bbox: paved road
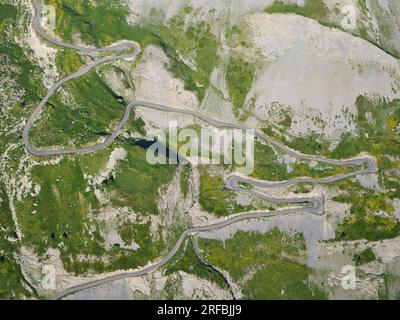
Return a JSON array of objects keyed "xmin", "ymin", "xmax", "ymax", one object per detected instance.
[
  {"xmin": 50, "ymin": 208, "xmax": 303, "ymax": 300},
  {"xmin": 24, "ymin": 1, "xmax": 141, "ymax": 156},
  {"xmin": 25, "ymin": 0, "xmax": 378, "ymax": 300}
]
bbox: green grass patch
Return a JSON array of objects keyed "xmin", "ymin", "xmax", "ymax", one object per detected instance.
[
  {"xmin": 103, "ymin": 142, "xmax": 177, "ymax": 215},
  {"xmin": 198, "ymin": 166, "xmax": 252, "ymax": 216},
  {"xmin": 336, "ymin": 215, "xmax": 400, "ymax": 241},
  {"xmin": 252, "ymin": 141, "xmax": 357, "ymax": 182},
  {"xmin": 333, "ymin": 179, "xmax": 400, "ymax": 241},
  {"xmin": 0, "ymin": 186, "xmax": 33, "ymax": 299},
  {"xmin": 0, "ymin": 2, "xmax": 17, "ymax": 17},
  {"xmin": 0, "ymin": 9, "xmax": 44, "ymax": 105},
  {"xmin": 30, "ymin": 69, "xmax": 126, "ymax": 148},
  {"xmin": 55, "ymin": 49, "xmax": 83, "ymax": 75},
  {"xmin": 260, "ymin": 95, "xmax": 400, "ymax": 241},
  {"xmin": 265, "ymin": 0, "xmax": 330, "ymax": 24},
  {"xmin": 15, "ymin": 145, "xmax": 176, "ymax": 275},
  {"xmin": 45, "ymin": 0, "xmax": 157, "ymax": 47},
  {"xmin": 45, "ymin": 1, "xmax": 220, "ymax": 102},
  {"xmin": 180, "ymin": 165, "xmax": 191, "ymax": 198},
  {"xmin": 200, "ymin": 228, "xmax": 305, "ymax": 280},
  {"xmin": 380, "ymin": 273, "xmax": 400, "ymax": 300},
  {"xmin": 149, "ymin": 8, "xmax": 220, "ymax": 102},
  {"xmin": 66, "ymin": 221, "xmax": 164, "ymax": 274},
  {"xmin": 117, "ymin": 220, "xmax": 162, "ymax": 256},
  {"xmin": 165, "ymin": 239, "xmax": 228, "ymax": 289},
  {"xmin": 226, "ymin": 57, "xmax": 256, "ymax": 116},
  {"xmin": 0, "ymin": 5, "xmax": 45, "ymax": 298},
  {"xmin": 353, "ymin": 248, "xmax": 376, "ymax": 266},
  {"xmin": 332, "ymin": 96, "xmax": 400, "ymax": 159}
]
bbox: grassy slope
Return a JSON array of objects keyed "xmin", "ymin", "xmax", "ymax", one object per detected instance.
[
  {"xmin": 104, "ymin": 143, "xmax": 177, "ymax": 215},
  {"xmin": 266, "ymin": 0, "xmax": 330, "ymax": 24},
  {"xmin": 165, "ymin": 238, "xmax": 228, "ymax": 290},
  {"xmin": 44, "ymin": 1, "xmax": 220, "ymax": 103},
  {"xmin": 0, "ymin": 2, "xmax": 44, "ymax": 299},
  {"xmin": 0, "ymin": 186, "xmax": 33, "ymax": 299},
  {"xmin": 331, "ymin": 97, "xmax": 400, "ymax": 241},
  {"xmin": 5, "ymin": 0, "xmax": 398, "ymax": 298},
  {"xmin": 0, "ymin": 0, "xmax": 180, "ymax": 282},
  {"xmin": 226, "ymin": 57, "xmax": 256, "ymax": 116},
  {"xmin": 199, "ymin": 229, "xmax": 327, "ymax": 299},
  {"xmin": 198, "ymin": 166, "xmax": 255, "ymax": 217}
]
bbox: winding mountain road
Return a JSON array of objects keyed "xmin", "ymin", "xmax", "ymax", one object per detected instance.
[{"xmin": 24, "ymin": 0, "xmax": 378, "ymax": 300}]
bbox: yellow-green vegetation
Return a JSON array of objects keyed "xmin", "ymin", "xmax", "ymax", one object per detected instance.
[
  {"xmin": 331, "ymin": 96, "xmax": 400, "ymax": 241},
  {"xmin": 0, "ymin": 4, "xmax": 44, "ymax": 105},
  {"xmin": 15, "ymin": 141, "xmax": 176, "ymax": 274},
  {"xmin": 333, "ymin": 96, "xmax": 400, "ymax": 159},
  {"xmin": 277, "ymin": 108, "xmax": 294, "ymax": 129},
  {"xmin": 76, "ymin": 147, "xmax": 113, "ymax": 177},
  {"xmin": 45, "ymin": 1, "xmax": 220, "ymax": 102},
  {"xmin": 34, "ymin": 2, "xmax": 220, "ymax": 149},
  {"xmin": 0, "ymin": 186, "xmax": 34, "ymax": 299},
  {"xmin": 252, "ymin": 141, "xmax": 288, "ymax": 180},
  {"xmin": 265, "ymin": 0, "xmax": 400, "ymax": 59},
  {"xmin": 286, "ymin": 132, "xmax": 331, "ymax": 156},
  {"xmin": 0, "ymin": 2, "xmax": 17, "ymax": 42},
  {"xmin": 55, "ymin": 49, "xmax": 83, "ymax": 75},
  {"xmin": 30, "ymin": 69, "xmax": 127, "ymax": 148},
  {"xmin": 199, "ymin": 229, "xmax": 327, "ymax": 299},
  {"xmin": 353, "ymin": 248, "xmax": 376, "ymax": 266},
  {"xmin": 274, "ymin": 95, "xmax": 400, "ymax": 165},
  {"xmin": 226, "ymin": 56, "xmax": 256, "ymax": 116},
  {"xmin": 199, "ymin": 166, "xmax": 252, "ymax": 216},
  {"xmin": 199, "ymin": 140, "xmax": 357, "ymax": 217},
  {"xmin": 117, "ymin": 221, "xmax": 163, "ymax": 264},
  {"xmin": 44, "ymin": 0, "xmax": 157, "ymax": 47},
  {"xmin": 292, "ymin": 183, "xmax": 314, "ymax": 194},
  {"xmin": 243, "ymin": 260, "xmax": 324, "ymax": 300},
  {"xmin": 0, "ymin": 3, "xmax": 17, "ymax": 23},
  {"xmin": 179, "ymin": 165, "xmax": 191, "ymax": 198},
  {"xmin": 334, "ymin": 185, "xmax": 395, "ymax": 216},
  {"xmin": 337, "ymin": 215, "xmax": 400, "ymax": 241},
  {"xmin": 380, "ymin": 273, "xmax": 400, "ymax": 300},
  {"xmin": 252, "ymin": 141, "xmax": 357, "ymax": 182},
  {"xmin": 334, "ymin": 179, "xmax": 400, "ymax": 241},
  {"xmin": 16, "ymin": 157, "xmax": 103, "ymax": 256},
  {"xmin": 29, "ymin": 3, "xmax": 146, "ymax": 151},
  {"xmin": 165, "ymin": 239, "xmax": 228, "ymax": 289},
  {"xmin": 103, "ymin": 142, "xmax": 177, "ymax": 215},
  {"xmin": 0, "ymin": 3, "xmax": 46, "ymax": 298},
  {"xmin": 262, "ymin": 95, "xmax": 400, "ymax": 241},
  {"xmin": 118, "ymin": 221, "xmax": 151, "ymax": 247},
  {"xmin": 265, "ymin": 0, "xmax": 330, "ymax": 24}
]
